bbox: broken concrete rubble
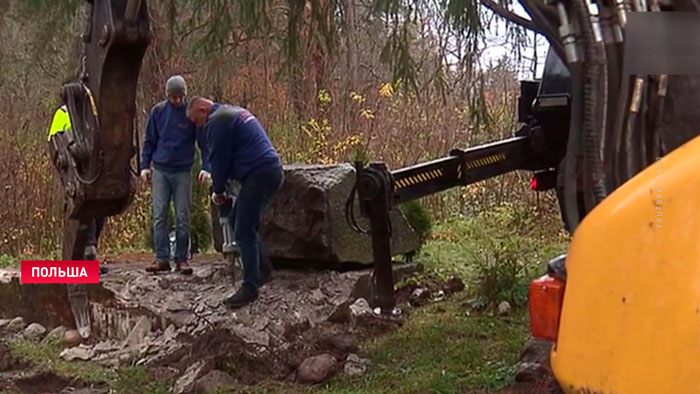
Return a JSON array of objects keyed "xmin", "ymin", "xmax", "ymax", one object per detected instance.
[
  {"xmin": 260, "ymin": 164, "xmax": 420, "ymax": 266},
  {"xmin": 343, "ymin": 353, "xmax": 370, "ymax": 376},
  {"xmin": 0, "ymin": 256, "xmax": 440, "ymax": 390},
  {"xmin": 173, "ymin": 359, "xmax": 212, "ymax": 394},
  {"xmin": 60, "ymin": 344, "xmax": 94, "ymax": 361}
]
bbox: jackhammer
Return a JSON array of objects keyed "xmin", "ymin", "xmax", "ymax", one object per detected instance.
[{"xmin": 211, "ymin": 181, "xmax": 242, "ymax": 278}]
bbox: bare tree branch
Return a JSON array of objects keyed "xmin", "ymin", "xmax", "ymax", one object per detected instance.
[{"xmin": 479, "ymin": 0, "xmax": 543, "ymax": 35}]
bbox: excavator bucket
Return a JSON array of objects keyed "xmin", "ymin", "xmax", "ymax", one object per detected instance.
[{"xmin": 48, "ymin": 0, "xmax": 150, "ymax": 338}]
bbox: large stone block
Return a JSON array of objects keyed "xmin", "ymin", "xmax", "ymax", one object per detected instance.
[{"xmin": 260, "ymin": 164, "xmax": 420, "ymax": 266}]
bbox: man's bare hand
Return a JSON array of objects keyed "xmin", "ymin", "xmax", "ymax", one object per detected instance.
[
  {"xmin": 198, "ymin": 170, "xmax": 211, "ymax": 185},
  {"xmin": 140, "ymin": 169, "xmax": 152, "ymax": 185},
  {"xmin": 211, "ymin": 192, "xmax": 227, "ymax": 205}
]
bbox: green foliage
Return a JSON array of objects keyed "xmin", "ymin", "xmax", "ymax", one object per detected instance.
[
  {"xmin": 319, "ymin": 297, "xmax": 529, "ymax": 393},
  {"xmin": 469, "ymin": 236, "xmax": 534, "ymax": 309},
  {"xmin": 400, "ymin": 200, "xmax": 432, "ymax": 243},
  {"xmin": 8, "ymin": 337, "xmax": 116, "ymax": 384},
  {"xmin": 190, "ymin": 148, "xmax": 212, "ymax": 254},
  {"xmin": 348, "ymin": 145, "xmax": 369, "ymax": 167},
  {"xmin": 0, "ymin": 254, "xmax": 14, "ymax": 268},
  {"xmin": 8, "ymin": 337, "xmax": 168, "ymax": 394},
  {"xmin": 112, "ymin": 367, "xmax": 170, "ymax": 394},
  {"xmin": 419, "ymin": 202, "xmax": 569, "ymax": 310}
]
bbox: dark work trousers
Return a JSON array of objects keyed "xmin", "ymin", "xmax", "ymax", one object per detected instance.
[
  {"xmin": 230, "ymin": 165, "xmax": 284, "ymax": 293},
  {"xmin": 86, "ymin": 216, "xmax": 105, "ymax": 247}
]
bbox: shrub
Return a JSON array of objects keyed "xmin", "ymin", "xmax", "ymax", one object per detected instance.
[
  {"xmin": 189, "ymin": 149, "xmax": 212, "ymax": 254},
  {"xmin": 400, "ymin": 199, "xmax": 432, "ymax": 243}
]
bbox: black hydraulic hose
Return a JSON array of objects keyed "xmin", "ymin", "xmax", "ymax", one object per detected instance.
[
  {"xmin": 611, "ymin": 77, "xmax": 632, "ymax": 188},
  {"xmin": 573, "ymin": 0, "xmax": 608, "ymax": 205},
  {"xmin": 560, "ymin": 59, "xmax": 585, "ymax": 232},
  {"xmin": 600, "ymin": 4, "xmax": 621, "ymax": 192},
  {"xmin": 610, "ymin": 0, "xmax": 632, "ymax": 188},
  {"xmin": 345, "ymin": 184, "xmax": 369, "ymax": 234},
  {"xmin": 64, "ymin": 83, "xmax": 102, "ymax": 185}
]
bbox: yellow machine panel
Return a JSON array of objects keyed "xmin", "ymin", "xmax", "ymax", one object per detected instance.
[{"xmin": 551, "ymin": 135, "xmax": 700, "ymax": 394}]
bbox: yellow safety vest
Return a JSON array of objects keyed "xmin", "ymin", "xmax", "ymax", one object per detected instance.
[{"xmin": 48, "ymin": 105, "xmax": 71, "ymax": 141}]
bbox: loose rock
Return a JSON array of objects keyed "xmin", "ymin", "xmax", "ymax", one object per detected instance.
[
  {"xmin": 195, "ymin": 369, "xmax": 236, "ymax": 393},
  {"xmin": 443, "ymin": 276, "xmax": 465, "ymax": 294},
  {"xmin": 344, "ymin": 353, "xmax": 370, "ymax": 376},
  {"xmin": 432, "ymin": 290, "xmax": 446, "ymax": 302},
  {"xmin": 23, "ymin": 323, "xmax": 47, "ymax": 340},
  {"xmin": 260, "ymin": 164, "xmax": 420, "ymax": 266},
  {"xmin": 5, "ymin": 317, "xmax": 25, "ymax": 333},
  {"xmin": 497, "ymin": 301, "xmax": 512, "ymax": 316},
  {"xmin": 60, "ymin": 344, "xmax": 94, "ymax": 361},
  {"xmin": 518, "ymin": 338, "xmax": 553, "ymax": 365},
  {"xmin": 64, "ymin": 330, "xmax": 82, "ymax": 347},
  {"xmin": 123, "ymin": 316, "xmax": 152, "ymax": 350},
  {"xmin": 409, "ymin": 287, "xmax": 431, "ymax": 307},
  {"xmin": 349, "ymin": 298, "xmax": 375, "ymax": 328},
  {"xmin": 173, "ymin": 360, "xmax": 212, "ymax": 394},
  {"xmin": 0, "ymin": 319, "xmax": 10, "ymax": 330},
  {"xmin": 297, "ymin": 354, "xmax": 338, "ymax": 384},
  {"xmin": 349, "ymin": 298, "xmax": 372, "ymax": 318},
  {"xmin": 326, "ymin": 333, "xmax": 359, "ymax": 353},
  {"xmin": 42, "ymin": 326, "xmax": 68, "ymax": 344},
  {"xmin": 515, "ymin": 361, "xmax": 548, "ymax": 382}
]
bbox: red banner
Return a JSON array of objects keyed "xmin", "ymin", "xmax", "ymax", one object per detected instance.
[{"xmin": 20, "ymin": 260, "xmax": 100, "ymax": 284}]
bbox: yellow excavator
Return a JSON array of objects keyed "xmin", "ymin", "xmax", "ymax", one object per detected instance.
[{"xmin": 51, "ymin": 1, "xmax": 700, "ymax": 393}]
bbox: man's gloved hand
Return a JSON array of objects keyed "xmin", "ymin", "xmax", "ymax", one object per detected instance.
[
  {"xmin": 140, "ymin": 169, "xmax": 152, "ymax": 185},
  {"xmin": 198, "ymin": 170, "xmax": 211, "ymax": 185},
  {"xmin": 211, "ymin": 192, "xmax": 227, "ymax": 205}
]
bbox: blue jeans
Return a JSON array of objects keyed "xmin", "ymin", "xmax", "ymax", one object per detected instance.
[
  {"xmin": 230, "ymin": 165, "xmax": 284, "ymax": 292},
  {"xmin": 152, "ymin": 169, "xmax": 191, "ymax": 263}
]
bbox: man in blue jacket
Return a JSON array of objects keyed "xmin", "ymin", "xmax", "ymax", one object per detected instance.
[
  {"xmin": 140, "ymin": 76, "xmax": 211, "ymax": 275},
  {"xmin": 187, "ymin": 97, "xmax": 283, "ymax": 309}
]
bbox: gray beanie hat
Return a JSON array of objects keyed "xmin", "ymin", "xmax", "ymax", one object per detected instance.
[{"xmin": 166, "ymin": 75, "xmax": 187, "ymax": 96}]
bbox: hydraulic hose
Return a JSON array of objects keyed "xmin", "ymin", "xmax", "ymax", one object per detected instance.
[
  {"xmin": 623, "ymin": 77, "xmax": 645, "ymax": 179},
  {"xmin": 573, "ymin": 0, "xmax": 609, "ymax": 205},
  {"xmin": 560, "ymin": 59, "xmax": 585, "ymax": 231},
  {"xmin": 600, "ymin": 3, "xmax": 621, "ymax": 192}
]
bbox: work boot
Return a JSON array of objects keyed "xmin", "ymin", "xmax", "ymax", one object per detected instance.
[
  {"xmin": 145, "ymin": 260, "xmax": 170, "ymax": 273},
  {"xmin": 176, "ymin": 261, "xmax": 193, "ymax": 275},
  {"xmin": 223, "ymin": 286, "xmax": 258, "ymax": 309}
]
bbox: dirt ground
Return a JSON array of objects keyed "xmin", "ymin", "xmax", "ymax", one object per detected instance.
[{"xmin": 0, "ymin": 253, "xmax": 559, "ymax": 394}]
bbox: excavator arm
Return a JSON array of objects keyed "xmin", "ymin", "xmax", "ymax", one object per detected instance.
[
  {"xmin": 348, "ymin": 66, "xmax": 572, "ymax": 314},
  {"xmin": 49, "ymin": 0, "xmax": 150, "ymax": 338}
]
